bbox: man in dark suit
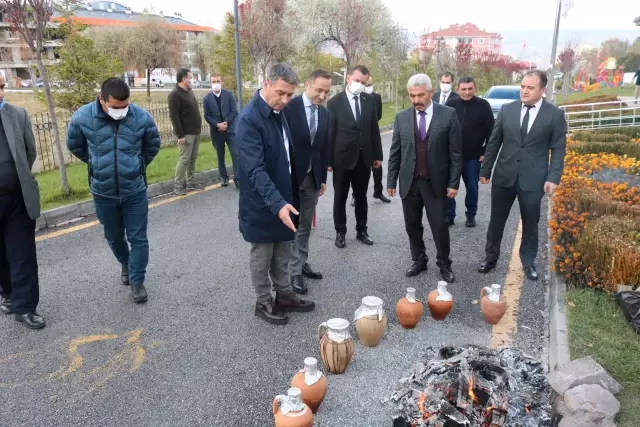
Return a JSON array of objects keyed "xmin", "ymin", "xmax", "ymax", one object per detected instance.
[
  {"xmin": 282, "ymin": 70, "xmax": 331, "ymax": 294},
  {"xmin": 236, "ymin": 63, "xmax": 314, "ymax": 325},
  {"xmin": 203, "ymin": 73, "xmax": 239, "ymax": 188},
  {"xmin": 433, "ymin": 71, "xmax": 459, "ymax": 105},
  {"xmin": 328, "ymin": 65, "xmax": 383, "ymax": 248},
  {"xmin": 350, "ymin": 76, "xmax": 390, "ymax": 207},
  {"xmin": 479, "ymin": 70, "xmax": 567, "ymax": 280},
  {"xmin": 387, "ymin": 73, "xmax": 462, "ymax": 282}
]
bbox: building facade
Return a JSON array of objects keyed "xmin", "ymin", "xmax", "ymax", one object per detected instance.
[{"xmin": 420, "ymin": 23, "xmax": 502, "ymax": 58}]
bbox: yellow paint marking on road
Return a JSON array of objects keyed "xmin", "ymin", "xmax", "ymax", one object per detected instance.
[
  {"xmin": 36, "ymin": 183, "xmax": 223, "ymax": 242},
  {"xmin": 489, "ymin": 220, "xmax": 526, "ymax": 349}
]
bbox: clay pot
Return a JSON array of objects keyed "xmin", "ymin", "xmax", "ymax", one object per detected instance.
[
  {"xmin": 396, "ymin": 287, "xmax": 424, "ymax": 329},
  {"xmin": 273, "ymin": 387, "xmax": 313, "ymax": 427},
  {"xmin": 290, "ymin": 357, "xmax": 328, "ymax": 414},
  {"xmin": 480, "ymin": 284, "xmax": 507, "ymax": 325},
  {"xmin": 318, "ymin": 318, "xmax": 354, "ymax": 374},
  {"xmin": 427, "ymin": 281, "xmax": 454, "ymax": 320},
  {"xmin": 354, "ymin": 296, "xmax": 387, "ymax": 347}
]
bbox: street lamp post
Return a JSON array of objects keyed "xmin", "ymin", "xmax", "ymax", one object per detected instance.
[
  {"xmin": 233, "ymin": 0, "xmax": 243, "ymax": 108},
  {"xmin": 546, "ymin": 0, "xmax": 572, "ymax": 104}
]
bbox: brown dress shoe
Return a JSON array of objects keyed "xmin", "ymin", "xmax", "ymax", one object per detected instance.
[
  {"xmin": 255, "ymin": 299, "xmax": 288, "ymax": 324},
  {"xmin": 275, "ymin": 291, "xmax": 315, "ymax": 313}
]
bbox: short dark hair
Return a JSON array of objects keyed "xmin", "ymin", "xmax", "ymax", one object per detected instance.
[
  {"xmin": 349, "ymin": 65, "xmax": 370, "ymax": 77},
  {"xmin": 177, "ymin": 68, "xmax": 191, "ymax": 83},
  {"xmin": 267, "ymin": 62, "xmax": 298, "ymax": 85},
  {"xmin": 440, "ymin": 71, "xmax": 455, "ymax": 81},
  {"xmin": 523, "ymin": 69, "xmax": 548, "ymax": 88},
  {"xmin": 101, "ymin": 77, "xmax": 130, "ymax": 101},
  {"xmin": 309, "ymin": 69, "xmax": 332, "ymax": 81},
  {"xmin": 458, "ymin": 76, "xmax": 475, "ymax": 86}
]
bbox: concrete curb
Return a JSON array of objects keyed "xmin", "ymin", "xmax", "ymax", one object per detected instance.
[{"xmin": 36, "ymin": 167, "xmax": 226, "ymax": 230}]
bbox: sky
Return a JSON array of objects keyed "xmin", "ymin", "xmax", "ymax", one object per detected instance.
[{"xmin": 121, "ymin": 0, "xmax": 639, "ymax": 33}]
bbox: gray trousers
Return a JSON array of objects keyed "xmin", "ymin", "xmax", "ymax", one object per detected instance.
[
  {"xmin": 250, "ymin": 241, "xmax": 292, "ymax": 302},
  {"xmin": 289, "ymin": 172, "xmax": 320, "ymax": 276}
]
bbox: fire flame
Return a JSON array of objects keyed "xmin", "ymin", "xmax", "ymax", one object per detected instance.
[
  {"xmin": 525, "ymin": 406, "xmax": 530, "ymax": 414},
  {"xmin": 468, "ymin": 376, "xmax": 478, "ymax": 403},
  {"xmin": 417, "ymin": 392, "xmax": 426, "ymax": 416}
]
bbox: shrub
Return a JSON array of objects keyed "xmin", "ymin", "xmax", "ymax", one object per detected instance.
[
  {"xmin": 571, "ymin": 141, "xmax": 640, "ymax": 158},
  {"xmin": 576, "ymin": 215, "xmax": 640, "ymax": 291}
]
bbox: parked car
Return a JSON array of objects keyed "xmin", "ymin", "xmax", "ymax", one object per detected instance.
[{"xmin": 482, "ymin": 85, "xmax": 521, "ymax": 118}]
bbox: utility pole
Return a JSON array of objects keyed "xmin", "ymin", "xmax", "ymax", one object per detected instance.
[
  {"xmin": 546, "ymin": 0, "xmax": 572, "ymax": 104},
  {"xmin": 233, "ymin": 0, "xmax": 243, "ymax": 108},
  {"xmin": 435, "ymin": 37, "xmax": 443, "ymax": 90}
]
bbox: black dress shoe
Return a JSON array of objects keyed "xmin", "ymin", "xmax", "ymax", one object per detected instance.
[
  {"xmin": 234, "ymin": 179, "xmax": 240, "ymax": 189},
  {"xmin": 373, "ymin": 192, "xmax": 391, "ymax": 203},
  {"xmin": 291, "ymin": 275, "xmax": 308, "ymax": 295},
  {"xmin": 131, "ymin": 283, "xmax": 148, "ymax": 303},
  {"xmin": 255, "ymin": 299, "xmax": 288, "ymax": 324},
  {"xmin": 0, "ymin": 296, "xmax": 13, "ymax": 314},
  {"xmin": 524, "ymin": 265, "xmax": 538, "ymax": 281},
  {"xmin": 465, "ymin": 216, "xmax": 476, "ymax": 228},
  {"xmin": 440, "ymin": 266, "xmax": 455, "ymax": 283},
  {"xmin": 356, "ymin": 232, "xmax": 373, "ymax": 245},
  {"xmin": 121, "ymin": 264, "xmax": 130, "ymax": 286},
  {"xmin": 335, "ymin": 233, "xmax": 346, "ymax": 248},
  {"xmin": 405, "ymin": 261, "xmax": 428, "ymax": 278},
  {"xmin": 222, "ymin": 178, "xmax": 229, "ymax": 187},
  {"xmin": 478, "ymin": 260, "xmax": 497, "ymax": 273},
  {"xmin": 302, "ymin": 263, "xmax": 322, "ymax": 280},
  {"xmin": 446, "ymin": 218, "xmax": 455, "ymax": 227},
  {"xmin": 15, "ymin": 313, "xmax": 46, "ymax": 330},
  {"xmin": 275, "ymin": 291, "xmax": 315, "ymax": 313}
]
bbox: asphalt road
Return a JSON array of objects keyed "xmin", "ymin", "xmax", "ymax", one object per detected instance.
[{"xmin": 0, "ymin": 132, "xmax": 549, "ymax": 427}]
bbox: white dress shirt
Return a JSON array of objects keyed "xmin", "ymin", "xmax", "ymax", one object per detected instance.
[
  {"xmin": 415, "ymin": 101, "xmax": 434, "ymax": 134},
  {"xmin": 260, "ymin": 91, "xmax": 290, "ymax": 174},
  {"xmin": 520, "ymin": 97, "xmax": 543, "ymax": 133},
  {"xmin": 346, "ymin": 87, "xmax": 361, "ymax": 121}
]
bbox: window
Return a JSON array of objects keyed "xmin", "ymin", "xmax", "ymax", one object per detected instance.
[{"xmin": 479, "ymin": 38, "xmax": 484, "ymax": 44}]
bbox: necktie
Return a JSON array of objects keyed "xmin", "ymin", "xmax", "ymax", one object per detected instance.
[
  {"xmin": 418, "ymin": 111, "xmax": 427, "ymax": 140},
  {"xmin": 521, "ymin": 105, "xmax": 534, "ymax": 142},
  {"xmin": 309, "ymin": 104, "xmax": 317, "ymax": 144},
  {"xmin": 353, "ymin": 95, "xmax": 361, "ymax": 122},
  {"xmin": 441, "ymin": 94, "xmax": 446, "ymax": 104}
]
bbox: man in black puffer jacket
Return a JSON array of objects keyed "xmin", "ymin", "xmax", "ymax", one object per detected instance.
[{"xmin": 445, "ymin": 77, "xmax": 494, "ymax": 228}]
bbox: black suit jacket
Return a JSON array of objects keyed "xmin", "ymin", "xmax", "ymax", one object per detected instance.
[
  {"xmin": 282, "ymin": 95, "xmax": 330, "ymax": 189},
  {"xmin": 433, "ymin": 90, "xmax": 459, "ymax": 104},
  {"xmin": 481, "ymin": 100, "xmax": 566, "ymax": 192},
  {"xmin": 327, "ymin": 91, "xmax": 383, "ymax": 170},
  {"xmin": 372, "ymin": 92, "xmax": 382, "ymax": 121},
  {"xmin": 387, "ymin": 103, "xmax": 463, "ymax": 199},
  {"xmin": 203, "ymin": 89, "xmax": 239, "ymax": 138}
]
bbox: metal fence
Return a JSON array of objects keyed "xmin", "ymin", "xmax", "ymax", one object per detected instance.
[{"xmin": 560, "ymin": 100, "xmax": 640, "ymax": 131}]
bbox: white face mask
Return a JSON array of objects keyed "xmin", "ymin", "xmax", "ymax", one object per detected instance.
[
  {"xmin": 348, "ymin": 81, "xmax": 365, "ymax": 95},
  {"xmin": 212, "ymin": 83, "xmax": 222, "ymax": 92},
  {"xmin": 364, "ymin": 85, "xmax": 374, "ymax": 94},
  {"xmin": 440, "ymin": 83, "xmax": 452, "ymax": 93},
  {"xmin": 108, "ymin": 106, "xmax": 128, "ymax": 120}
]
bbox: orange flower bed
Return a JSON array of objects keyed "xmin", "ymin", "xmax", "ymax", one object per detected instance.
[{"xmin": 550, "ymin": 147, "xmax": 640, "ymax": 291}]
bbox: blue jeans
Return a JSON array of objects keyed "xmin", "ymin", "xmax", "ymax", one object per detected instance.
[
  {"xmin": 94, "ymin": 190, "xmax": 149, "ymax": 285},
  {"xmin": 447, "ymin": 159, "xmax": 481, "ymax": 220}
]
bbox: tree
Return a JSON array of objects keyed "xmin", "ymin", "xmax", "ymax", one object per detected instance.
[
  {"xmin": 239, "ymin": 0, "xmax": 293, "ymax": 82},
  {"xmin": 39, "ymin": 34, "xmax": 121, "ymax": 111},
  {"xmin": 600, "ymin": 37, "xmax": 630, "ymax": 59},
  {"xmin": 454, "ymin": 41, "xmax": 473, "ymax": 77},
  {"xmin": 634, "ymin": 16, "xmax": 639, "ymax": 26},
  {"xmin": 2, "ymin": 0, "xmax": 69, "ymax": 193},
  {"xmin": 557, "ymin": 46, "xmax": 576, "ymax": 99}
]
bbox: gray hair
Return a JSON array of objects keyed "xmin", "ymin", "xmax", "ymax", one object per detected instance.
[
  {"xmin": 267, "ymin": 62, "xmax": 298, "ymax": 85},
  {"xmin": 407, "ymin": 74, "xmax": 432, "ymax": 91}
]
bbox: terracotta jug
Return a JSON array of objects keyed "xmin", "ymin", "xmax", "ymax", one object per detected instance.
[
  {"xmin": 273, "ymin": 387, "xmax": 313, "ymax": 427},
  {"xmin": 480, "ymin": 284, "xmax": 507, "ymax": 325},
  {"xmin": 427, "ymin": 281, "xmax": 454, "ymax": 320},
  {"xmin": 396, "ymin": 287, "xmax": 424, "ymax": 329},
  {"xmin": 290, "ymin": 357, "xmax": 328, "ymax": 414},
  {"xmin": 318, "ymin": 318, "xmax": 354, "ymax": 374},
  {"xmin": 354, "ymin": 296, "xmax": 387, "ymax": 347}
]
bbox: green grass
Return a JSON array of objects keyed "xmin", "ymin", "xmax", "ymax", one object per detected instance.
[
  {"xmin": 566, "ymin": 288, "xmax": 640, "ymax": 427},
  {"xmin": 558, "ymin": 86, "xmax": 636, "ymax": 104},
  {"xmin": 36, "ymin": 137, "xmax": 232, "ymax": 212}
]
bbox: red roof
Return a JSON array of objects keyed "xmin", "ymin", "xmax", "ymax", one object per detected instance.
[
  {"xmin": 422, "ymin": 23, "xmax": 501, "ymax": 39},
  {"xmin": 51, "ymin": 16, "xmax": 215, "ymax": 33}
]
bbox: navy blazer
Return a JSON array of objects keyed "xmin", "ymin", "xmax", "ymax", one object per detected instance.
[
  {"xmin": 236, "ymin": 91, "xmax": 299, "ymax": 243},
  {"xmin": 203, "ymin": 89, "xmax": 239, "ymax": 136},
  {"xmin": 282, "ymin": 95, "xmax": 330, "ymax": 190}
]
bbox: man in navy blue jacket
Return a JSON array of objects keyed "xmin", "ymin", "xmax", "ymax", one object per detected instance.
[
  {"xmin": 235, "ymin": 63, "xmax": 315, "ymax": 325},
  {"xmin": 67, "ymin": 78, "xmax": 161, "ymax": 304},
  {"xmin": 282, "ymin": 70, "xmax": 331, "ymax": 295},
  {"xmin": 203, "ymin": 74, "xmax": 239, "ymax": 187}
]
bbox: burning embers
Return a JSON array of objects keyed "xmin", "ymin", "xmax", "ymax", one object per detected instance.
[{"xmin": 389, "ymin": 346, "xmax": 551, "ymax": 427}]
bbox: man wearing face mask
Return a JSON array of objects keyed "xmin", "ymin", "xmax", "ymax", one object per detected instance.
[
  {"xmin": 351, "ymin": 76, "xmax": 390, "ymax": 207},
  {"xmin": 203, "ymin": 73, "xmax": 239, "ymax": 188},
  {"xmin": 328, "ymin": 65, "xmax": 383, "ymax": 248},
  {"xmin": 67, "ymin": 78, "xmax": 161, "ymax": 304},
  {"xmin": 433, "ymin": 72, "xmax": 459, "ymax": 105}
]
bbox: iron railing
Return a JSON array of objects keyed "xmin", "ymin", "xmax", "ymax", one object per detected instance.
[{"xmin": 560, "ymin": 100, "xmax": 640, "ymax": 131}]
